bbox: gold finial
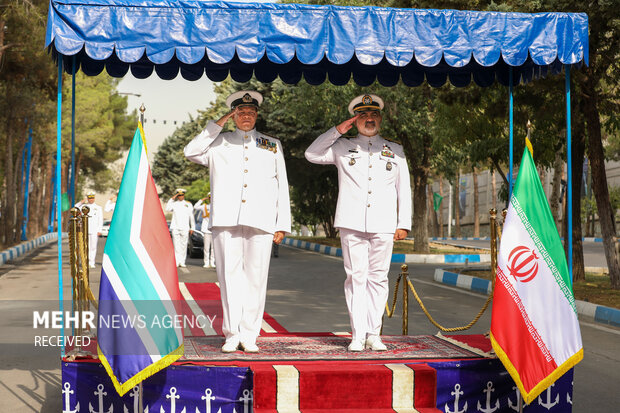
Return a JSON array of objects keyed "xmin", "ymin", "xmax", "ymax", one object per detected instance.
[{"xmin": 139, "ymin": 103, "xmax": 146, "ymax": 114}]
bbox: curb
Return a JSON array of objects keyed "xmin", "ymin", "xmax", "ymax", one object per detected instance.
[
  {"xmin": 431, "ymin": 237, "xmax": 608, "ymax": 243},
  {"xmin": 282, "ymin": 237, "xmax": 491, "ymax": 264},
  {"xmin": 433, "ymin": 268, "xmax": 620, "ymax": 328},
  {"xmin": 0, "ymin": 233, "xmax": 61, "ymax": 267}
]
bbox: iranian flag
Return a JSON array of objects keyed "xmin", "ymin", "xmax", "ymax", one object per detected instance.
[{"xmin": 490, "ymin": 141, "xmax": 583, "ymax": 404}]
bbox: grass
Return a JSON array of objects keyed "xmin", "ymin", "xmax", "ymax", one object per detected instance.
[
  {"xmin": 457, "ymin": 269, "xmax": 620, "ymax": 309},
  {"xmin": 291, "ymin": 236, "xmax": 488, "ymax": 255}
]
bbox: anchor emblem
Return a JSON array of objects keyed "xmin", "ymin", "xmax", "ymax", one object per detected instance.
[
  {"xmin": 124, "ymin": 386, "xmax": 149, "ymax": 413},
  {"xmin": 538, "ymin": 384, "xmax": 559, "ymax": 410},
  {"xmin": 89, "ymin": 384, "xmax": 113, "ymax": 413},
  {"xmin": 195, "ymin": 388, "xmax": 215, "ymax": 413},
  {"xmin": 477, "ymin": 381, "xmax": 499, "ymax": 413},
  {"xmin": 507, "ymin": 386, "xmax": 527, "ymax": 411},
  {"xmin": 445, "ymin": 383, "xmax": 467, "ymax": 413},
  {"xmin": 63, "ymin": 382, "xmax": 80, "ymax": 413},
  {"xmin": 238, "ymin": 389, "xmax": 252, "ymax": 413},
  {"xmin": 567, "ymin": 380, "xmax": 573, "ymax": 405},
  {"xmin": 160, "ymin": 387, "xmax": 186, "ymax": 413}
]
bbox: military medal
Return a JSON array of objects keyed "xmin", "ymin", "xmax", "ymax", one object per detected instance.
[
  {"xmin": 349, "ymin": 158, "xmax": 356, "ymax": 166},
  {"xmin": 386, "ymin": 161, "xmax": 392, "ymax": 171}
]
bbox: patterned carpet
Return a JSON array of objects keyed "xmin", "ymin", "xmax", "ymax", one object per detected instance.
[{"xmin": 181, "ymin": 334, "xmax": 482, "ymax": 361}]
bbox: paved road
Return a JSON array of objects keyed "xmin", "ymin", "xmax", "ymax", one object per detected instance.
[
  {"xmin": 0, "ymin": 238, "xmax": 618, "ymax": 411},
  {"xmin": 432, "ymin": 239, "xmax": 609, "ymax": 269}
]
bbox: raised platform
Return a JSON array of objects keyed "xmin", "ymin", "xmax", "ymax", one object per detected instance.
[{"xmin": 61, "ymin": 282, "xmax": 575, "ymax": 412}]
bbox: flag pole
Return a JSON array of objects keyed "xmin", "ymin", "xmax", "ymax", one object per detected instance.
[
  {"xmin": 508, "ymin": 67, "xmax": 514, "ymax": 203},
  {"xmin": 56, "ymin": 57, "xmax": 65, "ymax": 357}
]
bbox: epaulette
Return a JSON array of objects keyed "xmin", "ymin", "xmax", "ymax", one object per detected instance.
[
  {"xmin": 260, "ymin": 132, "xmax": 279, "ymax": 142},
  {"xmin": 383, "ymin": 137, "xmax": 401, "ymax": 145}
]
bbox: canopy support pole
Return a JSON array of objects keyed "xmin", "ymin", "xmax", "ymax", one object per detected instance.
[
  {"xmin": 565, "ymin": 65, "xmax": 573, "ymax": 282},
  {"xmin": 70, "ymin": 56, "xmax": 76, "ymax": 206},
  {"xmin": 57, "ymin": 58, "xmax": 65, "ymax": 357},
  {"xmin": 508, "ymin": 67, "xmax": 514, "ymax": 202}
]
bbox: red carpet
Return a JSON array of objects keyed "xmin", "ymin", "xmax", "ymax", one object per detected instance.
[
  {"xmin": 181, "ymin": 334, "xmax": 482, "ymax": 362},
  {"xmin": 179, "ymin": 282, "xmax": 288, "ymax": 336}
]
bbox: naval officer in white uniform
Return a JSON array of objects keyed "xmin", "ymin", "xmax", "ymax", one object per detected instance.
[
  {"xmin": 305, "ymin": 94, "xmax": 412, "ymax": 352},
  {"xmin": 184, "ymin": 90, "xmax": 291, "ymax": 353},
  {"xmin": 165, "ymin": 188, "xmax": 195, "ymax": 268},
  {"xmin": 76, "ymin": 191, "xmax": 104, "ymax": 268},
  {"xmin": 194, "ymin": 193, "xmax": 215, "ymax": 268}
]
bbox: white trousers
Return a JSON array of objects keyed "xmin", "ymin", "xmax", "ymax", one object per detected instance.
[
  {"xmin": 339, "ymin": 228, "xmax": 394, "ymax": 341},
  {"xmin": 171, "ymin": 229, "xmax": 189, "ymax": 266},
  {"xmin": 203, "ymin": 232, "xmax": 215, "ymax": 266},
  {"xmin": 88, "ymin": 232, "xmax": 99, "ymax": 267},
  {"xmin": 212, "ymin": 226, "xmax": 273, "ymax": 344}
]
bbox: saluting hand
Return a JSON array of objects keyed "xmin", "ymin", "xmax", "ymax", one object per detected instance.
[
  {"xmin": 336, "ymin": 114, "xmax": 360, "ymax": 135},
  {"xmin": 215, "ymin": 108, "xmax": 238, "ymax": 127},
  {"xmin": 273, "ymin": 231, "xmax": 285, "ymax": 245},
  {"xmin": 394, "ymin": 229, "xmax": 408, "ymax": 241}
]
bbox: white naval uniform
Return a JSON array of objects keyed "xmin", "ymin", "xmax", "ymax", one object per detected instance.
[
  {"xmin": 165, "ymin": 199, "xmax": 196, "ymax": 267},
  {"xmin": 76, "ymin": 201, "xmax": 103, "ymax": 267},
  {"xmin": 184, "ymin": 121, "xmax": 291, "ymax": 344},
  {"xmin": 194, "ymin": 199, "xmax": 215, "ymax": 267},
  {"xmin": 305, "ymin": 126, "xmax": 412, "ymax": 341}
]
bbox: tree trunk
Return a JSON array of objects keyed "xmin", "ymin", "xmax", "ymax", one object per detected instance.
[
  {"xmin": 428, "ymin": 184, "xmax": 439, "ymax": 237},
  {"xmin": 550, "ymin": 150, "xmax": 564, "ymax": 233},
  {"xmin": 492, "ymin": 168, "xmax": 497, "ymax": 211},
  {"xmin": 412, "ymin": 169, "xmax": 429, "ymax": 252},
  {"xmin": 438, "ymin": 179, "xmax": 444, "ymax": 237},
  {"xmin": 3, "ymin": 103, "xmax": 15, "ymax": 245},
  {"xmin": 580, "ymin": 73, "xmax": 620, "ymax": 289},
  {"xmin": 473, "ymin": 166, "xmax": 480, "ymax": 237},
  {"xmin": 454, "ymin": 170, "xmax": 461, "ymax": 237},
  {"xmin": 570, "ymin": 108, "xmax": 586, "ymax": 282}
]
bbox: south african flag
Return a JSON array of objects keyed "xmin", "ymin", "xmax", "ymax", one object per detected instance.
[{"xmin": 98, "ymin": 125, "xmax": 183, "ymax": 396}]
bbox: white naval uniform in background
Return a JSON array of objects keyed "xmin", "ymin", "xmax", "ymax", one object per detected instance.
[
  {"xmin": 166, "ymin": 198, "xmax": 196, "ymax": 267},
  {"xmin": 76, "ymin": 201, "xmax": 103, "ymax": 268},
  {"xmin": 184, "ymin": 121, "xmax": 291, "ymax": 345},
  {"xmin": 305, "ymin": 126, "xmax": 412, "ymax": 341},
  {"xmin": 194, "ymin": 199, "xmax": 215, "ymax": 267}
]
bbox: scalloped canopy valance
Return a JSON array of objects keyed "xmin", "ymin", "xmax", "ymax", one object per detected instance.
[{"xmin": 45, "ymin": 0, "xmax": 589, "ymax": 87}]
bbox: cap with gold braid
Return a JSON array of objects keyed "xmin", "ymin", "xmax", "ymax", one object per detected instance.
[
  {"xmin": 175, "ymin": 188, "xmax": 187, "ymax": 195},
  {"xmin": 86, "ymin": 191, "xmax": 95, "ymax": 199},
  {"xmin": 348, "ymin": 94, "xmax": 384, "ymax": 115},
  {"xmin": 226, "ymin": 90, "xmax": 263, "ymax": 110}
]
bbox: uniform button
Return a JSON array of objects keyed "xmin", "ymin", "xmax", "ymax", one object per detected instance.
[
  {"xmin": 244, "ymin": 169, "xmax": 248, "ymax": 173},
  {"xmin": 245, "ymin": 157, "xmax": 248, "ymax": 161},
  {"xmin": 245, "ymin": 146, "xmax": 248, "ymax": 149},
  {"xmin": 244, "ymin": 184, "xmax": 247, "ymax": 188},
  {"xmin": 369, "ymin": 153, "xmax": 373, "ymax": 156},
  {"xmin": 368, "ymin": 177, "xmax": 372, "ymax": 181},
  {"xmin": 367, "ymin": 204, "xmax": 371, "ymax": 207},
  {"xmin": 368, "ymin": 190, "xmax": 372, "ymax": 194},
  {"xmin": 369, "ymin": 165, "xmax": 372, "ymax": 168},
  {"xmin": 244, "ymin": 135, "xmax": 248, "ymax": 139},
  {"xmin": 242, "ymin": 199, "xmax": 246, "ymax": 203}
]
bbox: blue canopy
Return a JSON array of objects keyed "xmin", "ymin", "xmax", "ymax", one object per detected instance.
[{"xmin": 46, "ymin": 0, "xmax": 589, "ymax": 87}]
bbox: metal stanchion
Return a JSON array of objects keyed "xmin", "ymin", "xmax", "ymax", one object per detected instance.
[
  {"xmin": 401, "ymin": 264, "xmax": 409, "ymax": 335},
  {"xmin": 65, "ymin": 206, "xmax": 97, "ymax": 360}
]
